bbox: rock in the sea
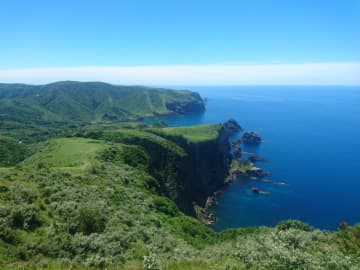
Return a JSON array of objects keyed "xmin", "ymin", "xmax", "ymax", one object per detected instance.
[
  {"xmin": 229, "ymin": 166, "xmax": 270, "ymax": 179},
  {"xmin": 262, "ymin": 179, "xmax": 272, "ymax": 183},
  {"xmin": 248, "ymin": 153, "xmax": 268, "ymax": 163},
  {"xmin": 273, "ymin": 181, "xmax": 288, "ymax": 186},
  {"xmin": 251, "ymin": 187, "xmax": 270, "ymax": 195},
  {"xmin": 247, "ymin": 167, "xmax": 271, "ymax": 177},
  {"xmin": 233, "ymin": 145, "xmax": 242, "ymax": 158},
  {"xmin": 222, "ymin": 119, "xmax": 244, "ymax": 133},
  {"xmin": 242, "ymin": 131, "xmax": 262, "ymax": 145}
]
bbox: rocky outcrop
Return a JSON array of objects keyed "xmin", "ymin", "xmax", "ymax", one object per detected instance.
[
  {"xmin": 247, "ymin": 167, "xmax": 270, "ymax": 177},
  {"xmin": 251, "ymin": 187, "xmax": 270, "ymax": 195},
  {"xmin": 248, "ymin": 153, "xmax": 268, "ymax": 163},
  {"xmin": 242, "ymin": 131, "xmax": 262, "ymax": 145},
  {"xmin": 222, "ymin": 118, "xmax": 244, "ymax": 133},
  {"xmin": 230, "ymin": 165, "xmax": 271, "ymax": 179}
]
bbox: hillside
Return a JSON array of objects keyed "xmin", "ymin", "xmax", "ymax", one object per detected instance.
[
  {"xmin": 1, "ymin": 122, "xmax": 360, "ymax": 269},
  {"xmin": 0, "ymin": 81, "xmax": 205, "ymax": 141}
]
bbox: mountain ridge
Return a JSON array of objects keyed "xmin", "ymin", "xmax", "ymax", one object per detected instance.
[{"xmin": 0, "ymin": 81, "xmax": 205, "ymax": 124}]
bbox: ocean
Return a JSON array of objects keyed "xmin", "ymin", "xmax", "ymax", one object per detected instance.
[{"xmin": 147, "ymin": 86, "xmax": 360, "ymax": 230}]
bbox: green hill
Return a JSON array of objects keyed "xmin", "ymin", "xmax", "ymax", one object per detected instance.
[{"xmin": 0, "ymin": 81, "xmax": 205, "ymax": 141}]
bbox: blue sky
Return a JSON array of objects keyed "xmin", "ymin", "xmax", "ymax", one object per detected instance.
[{"xmin": 1, "ymin": 0, "xmax": 359, "ymax": 84}]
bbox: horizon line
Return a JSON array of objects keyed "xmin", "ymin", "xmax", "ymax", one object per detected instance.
[
  {"xmin": 0, "ymin": 80, "xmax": 359, "ymax": 88},
  {"xmin": 0, "ymin": 62, "xmax": 359, "ymax": 86}
]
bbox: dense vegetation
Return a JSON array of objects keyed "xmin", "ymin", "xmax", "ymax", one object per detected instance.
[
  {"xmin": 0, "ymin": 136, "xmax": 30, "ymax": 167},
  {"xmin": 0, "ymin": 83, "xmax": 359, "ymax": 269},
  {"xmin": 1, "ymin": 126, "xmax": 359, "ymax": 269}
]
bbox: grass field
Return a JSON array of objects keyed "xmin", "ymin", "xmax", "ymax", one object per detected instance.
[
  {"xmin": 102, "ymin": 128, "xmax": 187, "ymax": 156},
  {"xmin": 25, "ymin": 138, "xmax": 107, "ymax": 170},
  {"xmin": 150, "ymin": 124, "xmax": 222, "ymax": 143}
]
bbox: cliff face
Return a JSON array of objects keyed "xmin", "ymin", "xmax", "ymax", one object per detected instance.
[
  {"xmin": 177, "ymin": 120, "xmax": 242, "ymax": 214},
  {"xmin": 176, "ymin": 139, "xmax": 229, "ymax": 214},
  {"xmin": 91, "ymin": 120, "xmax": 241, "ymax": 216},
  {"xmin": 146, "ymin": 120, "xmax": 242, "ymax": 215}
]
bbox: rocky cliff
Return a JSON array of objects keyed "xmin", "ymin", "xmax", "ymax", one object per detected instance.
[
  {"xmin": 85, "ymin": 120, "xmax": 242, "ymax": 216},
  {"xmin": 147, "ymin": 119, "xmax": 243, "ymax": 215}
]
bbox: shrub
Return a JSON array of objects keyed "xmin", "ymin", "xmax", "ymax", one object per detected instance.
[
  {"xmin": 52, "ymin": 198, "xmax": 108, "ymax": 235},
  {"xmin": 336, "ymin": 223, "xmax": 360, "ymax": 254},
  {"xmin": 10, "ymin": 205, "xmax": 42, "ymax": 230},
  {"xmin": 7, "ymin": 183, "xmax": 37, "ymax": 204},
  {"xmin": 152, "ymin": 196, "xmax": 179, "ymax": 217},
  {"xmin": 0, "ymin": 137, "xmax": 30, "ymax": 166},
  {"xmin": 0, "ymin": 185, "xmax": 9, "ymax": 193},
  {"xmin": 229, "ymin": 229, "xmax": 354, "ymax": 270},
  {"xmin": 276, "ymin": 219, "xmax": 312, "ymax": 232},
  {"xmin": 143, "ymin": 253, "xmax": 162, "ymax": 270},
  {"xmin": 99, "ymin": 145, "xmax": 149, "ymax": 169},
  {"xmin": 78, "ymin": 206, "xmax": 107, "ymax": 235},
  {"xmin": 169, "ymin": 215, "xmax": 216, "ymax": 248},
  {"xmin": 0, "ymin": 222, "xmax": 16, "ymax": 243}
]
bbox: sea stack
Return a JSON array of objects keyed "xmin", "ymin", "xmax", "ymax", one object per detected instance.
[{"xmin": 242, "ymin": 131, "xmax": 262, "ymax": 145}]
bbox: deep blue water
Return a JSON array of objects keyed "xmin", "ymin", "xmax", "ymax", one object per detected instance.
[{"xmin": 147, "ymin": 86, "xmax": 360, "ymax": 230}]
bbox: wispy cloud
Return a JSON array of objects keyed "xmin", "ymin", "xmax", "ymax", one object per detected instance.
[{"xmin": 0, "ymin": 62, "xmax": 359, "ymax": 85}]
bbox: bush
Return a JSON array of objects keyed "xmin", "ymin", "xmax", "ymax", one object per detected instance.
[
  {"xmin": 143, "ymin": 253, "xmax": 162, "ymax": 270},
  {"xmin": 99, "ymin": 145, "xmax": 149, "ymax": 169},
  {"xmin": 7, "ymin": 183, "xmax": 37, "ymax": 204},
  {"xmin": 152, "ymin": 196, "xmax": 179, "ymax": 217},
  {"xmin": 0, "ymin": 137, "xmax": 30, "ymax": 166},
  {"xmin": 169, "ymin": 215, "xmax": 216, "ymax": 248},
  {"xmin": 0, "ymin": 185, "xmax": 9, "ymax": 193},
  {"xmin": 276, "ymin": 219, "xmax": 312, "ymax": 232},
  {"xmin": 10, "ymin": 205, "xmax": 42, "ymax": 230},
  {"xmin": 78, "ymin": 206, "xmax": 107, "ymax": 235},
  {"xmin": 53, "ymin": 199, "xmax": 109, "ymax": 235},
  {"xmin": 336, "ymin": 223, "xmax": 360, "ymax": 253},
  {"xmin": 0, "ymin": 222, "xmax": 16, "ymax": 243},
  {"xmin": 0, "ymin": 204, "xmax": 42, "ymax": 231}
]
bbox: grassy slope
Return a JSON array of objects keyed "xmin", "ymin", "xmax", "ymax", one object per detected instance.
[
  {"xmin": 0, "ymin": 126, "xmax": 360, "ymax": 269},
  {"xmin": 102, "ymin": 128, "xmax": 186, "ymax": 156},
  {"xmin": 24, "ymin": 138, "xmax": 107, "ymax": 171},
  {"xmin": 149, "ymin": 124, "xmax": 222, "ymax": 143}
]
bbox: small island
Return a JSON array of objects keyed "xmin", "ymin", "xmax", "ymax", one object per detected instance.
[
  {"xmin": 229, "ymin": 159, "xmax": 271, "ymax": 180},
  {"xmin": 242, "ymin": 131, "xmax": 262, "ymax": 145}
]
